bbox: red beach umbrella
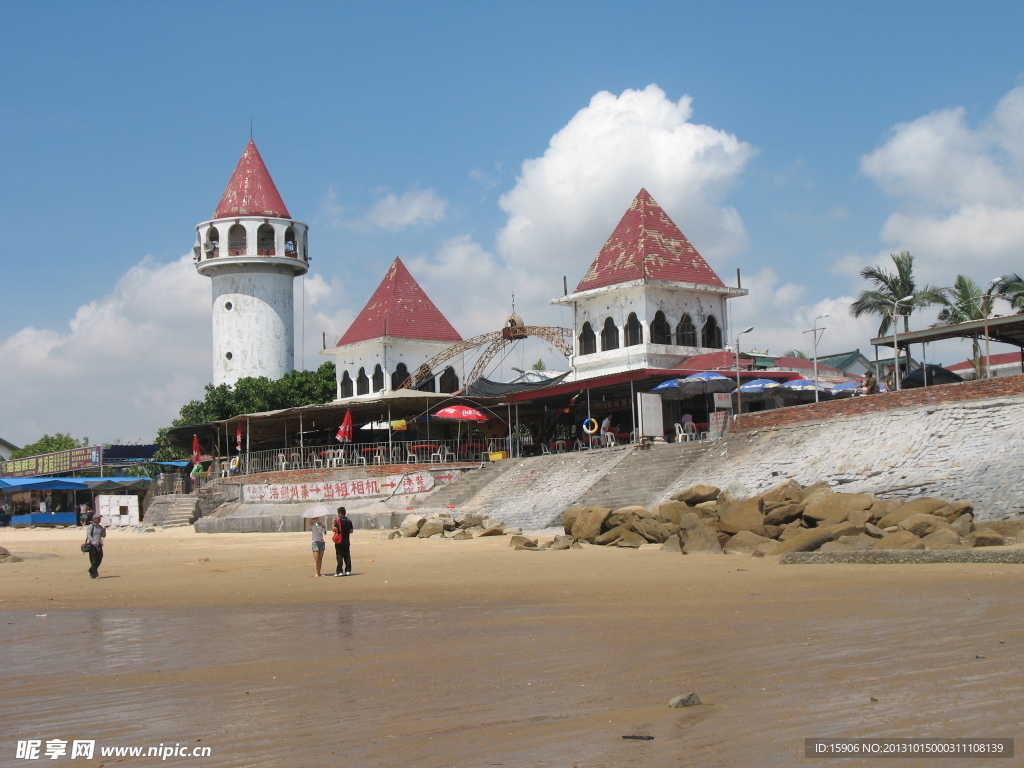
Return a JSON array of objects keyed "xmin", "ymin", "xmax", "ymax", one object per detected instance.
[
  {"xmin": 433, "ymin": 405, "xmax": 488, "ymax": 422},
  {"xmin": 191, "ymin": 434, "xmax": 201, "ymax": 466},
  {"xmin": 236, "ymin": 421, "xmax": 243, "ymax": 453},
  {"xmin": 336, "ymin": 411, "xmax": 354, "ymax": 443}
]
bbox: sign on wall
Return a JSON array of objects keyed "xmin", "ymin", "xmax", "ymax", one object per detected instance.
[
  {"xmin": 1, "ymin": 446, "xmax": 102, "ymax": 478},
  {"xmin": 242, "ymin": 470, "xmax": 436, "ymax": 504}
]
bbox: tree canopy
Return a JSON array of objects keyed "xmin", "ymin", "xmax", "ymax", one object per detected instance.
[
  {"xmin": 10, "ymin": 432, "xmax": 90, "ymax": 459},
  {"xmin": 849, "ymin": 251, "xmax": 945, "ymax": 336},
  {"xmin": 154, "ymin": 362, "xmax": 336, "ymax": 460}
]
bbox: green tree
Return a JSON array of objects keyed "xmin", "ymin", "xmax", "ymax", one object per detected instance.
[
  {"xmin": 850, "ymin": 251, "xmax": 945, "ymax": 336},
  {"xmin": 992, "ymin": 272, "xmax": 1024, "ymax": 311},
  {"xmin": 932, "ymin": 275, "xmax": 989, "ymax": 376},
  {"xmin": 782, "ymin": 350, "xmax": 809, "ymax": 359},
  {"xmin": 153, "ymin": 363, "xmax": 337, "ymax": 461},
  {"xmin": 10, "ymin": 433, "xmax": 89, "ymax": 459}
]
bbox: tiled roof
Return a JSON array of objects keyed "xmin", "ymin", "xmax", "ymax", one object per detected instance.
[
  {"xmin": 680, "ymin": 351, "xmax": 752, "ymax": 371},
  {"xmin": 575, "ymin": 189, "xmax": 725, "ymax": 292},
  {"xmin": 817, "ymin": 350, "xmax": 865, "ymax": 371},
  {"xmin": 769, "ymin": 356, "xmax": 842, "ymax": 374},
  {"xmin": 213, "ymin": 140, "xmax": 291, "ymax": 219},
  {"xmin": 947, "ymin": 351, "xmax": 1022, "ymax": 371},
  {"xmin": 337, "ymin": 257, "xmax": 462, "ymax": 345}
]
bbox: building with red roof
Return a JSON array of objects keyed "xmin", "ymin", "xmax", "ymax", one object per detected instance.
[
  {"xmin": 194, "ymin": 140, "xmax": 309, "ymax": 385},
  {"xmin": 323, "ymin": 257, "xmax": 464, "ymax": 398},
  {"xmin": 552, "ymin": 188, "xmax": 747, "ymax": 380},
  {"xmin": 947, "ymin": 350, "xmax": 1023, "ymax": 380}
]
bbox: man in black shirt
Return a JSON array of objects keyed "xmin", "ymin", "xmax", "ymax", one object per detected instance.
[{"xmin": 333, "ymin": 507, "xmax": 354, "ymax": 576}]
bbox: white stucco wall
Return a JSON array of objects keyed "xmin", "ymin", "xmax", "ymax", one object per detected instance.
[{"xmin": 323, "ymin": 337, "xmax": 465, "ymax": 399}]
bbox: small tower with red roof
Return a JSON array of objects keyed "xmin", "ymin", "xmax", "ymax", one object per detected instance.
[
  {"xmin": 194, "ymin": 140, "xmax": 309, "ymax": 385},
  {"xmin": 322, "ymin": 257, "xmax": 463, "ymax": 398},
  {"xmin": 552, "ymin": 189, "xmax": 747, "ymax": 377}
]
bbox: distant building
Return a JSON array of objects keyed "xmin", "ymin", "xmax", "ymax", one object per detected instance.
[
  {"xmin": 0, "ymin": 437, "xmax": 19, "ymax": 462},
  {"xmin": 193, "ymin": 140, "xmax": 309, "ymax": 385},
  {"xmin": 552, "ymin": 189, "xmax": 747, "ymax": 379},
  {"xmin": 947, "ymin": 350, "xmax": 1023, "ymax": 380},
  {"xmin": 322, "ymin": 257, "xmax": 464, "ymax": 399}
]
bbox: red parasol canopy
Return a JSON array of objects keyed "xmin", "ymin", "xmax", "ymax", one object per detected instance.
[
  {"xmin": 236, "ymin": 421, "xmax": 243, "ymax": 453},
  {"xmin": 336, "ymin": 411, "xmax": 354, "ymax": 442},
  {"xmin": 191, "ymin": 434, "xmax": 201, "ymax": 466},
  {"xmin": 433, "ymin": 405, "xmax": 488, "ymax": 421}
]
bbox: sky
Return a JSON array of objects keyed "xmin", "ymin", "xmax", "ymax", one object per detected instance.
[{"xmin": 2, "ymin": 1, "xmax": 1024, "ymax": 448}]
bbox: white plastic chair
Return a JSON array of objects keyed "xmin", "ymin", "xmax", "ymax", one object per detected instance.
[
  {"xmin": 674, "ymin": 423, "xmax": 685, "ymax": 442},
  {"xmin": 601, "ymin": 432, "xmax": 616, "ymax": 447}
]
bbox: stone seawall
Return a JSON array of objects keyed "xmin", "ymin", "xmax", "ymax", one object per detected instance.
[{"xmin": 662, "ymin": 392, "xmax": 1024, "ymax": 521}]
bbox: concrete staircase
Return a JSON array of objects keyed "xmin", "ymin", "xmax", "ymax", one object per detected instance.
[
  {"xmin": 409, "ymin": 459, "xmax": 520, "ymax": 511},
  {"xmin": 145, "ymin": 494, "xmax": 198, "ymax": 528},
  {"xmin": 574, "ymin": 441, "xmax": 715, "ymax": 510}
]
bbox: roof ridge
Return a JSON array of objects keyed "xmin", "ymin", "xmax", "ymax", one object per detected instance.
[
  {"xmin": 337, "ymin": 257, "xmax": 462, "ymax": 345},
  {"xmin": 213, "ymin": 140, "xmax": 291, "ymax": 219},
  {"xmin": 574, "ymin": 189, "xmax": 725, "ymax": 292}
]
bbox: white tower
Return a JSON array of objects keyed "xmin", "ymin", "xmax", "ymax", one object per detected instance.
[{"xmin": 194, "ymin": 140, "xmax": 309, "ymax": 385}]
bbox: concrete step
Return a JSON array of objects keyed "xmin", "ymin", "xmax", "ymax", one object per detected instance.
[{"xmin": 576, "ymin": 441, "xmax": 713, "ymax": 510}]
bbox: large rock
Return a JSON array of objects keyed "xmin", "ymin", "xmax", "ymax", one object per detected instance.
[
  {"xmin": 418, "ymin": 518, "xmax": 447, "ymax": 538},
  {"xmin": 834, "ymin": 533, "xmax": 880, "ymax": 551},
  {"xmin": 764, "ymin": 504, "xmax": 802, "ymax": 526},
  {"xmin": 660, "ymin": 533, "xmax": 683, "ymax": 552},
  {"xmin": 672, "ymin": 484, "xmax": 720, "ymax": 504},
  {"xmin": 596, "ymin": 524, "xmax": 632, "ymax": 546},
  {"xmin": 931, "ymin": 501, "xmax": 973, "ymax": 522},
  {"xmin": 399, "ymin": 514, "xmax": 425, "ymax": 538},
  {"xmin": 717, "ymin": 498, "xmax": 765, "ymax": 536},
  {"xmin": 966, "ymin": 529, "xmax": 1007, "ymax": 547},
  {"xmin": 759, "ymin": 479, "xmax": 803, "ymax": 510},
  {"xmin": 872, "ymin": 530, "xmax": 925, "ymax": 550},
  {"xmin": 900, "ymin": 497, "xmax": 952, "ymax": 517},
  {"xmin": 868, "ymin": 498, "xmax": 903, "ymax": 523},
  {"xmin": 633, "ymin": 517, "xmax": 672, "ymax": 544},
  {"xmin": 798, "ymin": 481, "xmax": 833, "ymax": 501},
  {"xmin": 613, "ymin": 531, "xmax": 648, "ymax": 548},
  {"xmin": 803, "ymin": 493, "xmax": 874, "ymax": 525},
  {"xmin": 475, "ymin": 524, "xmax": 506, "ymax": 537},
  {"xmin": 652, "ymin": 501, "xmax": 691, "ymax": 526},
  {"xmin": 455, "ymin": 512, "xmax": 484, "ymax": 529},
  {"xmin": 677, "ymin": 512, "xmax": 704, "ymax": 531},
  {"xmin": 897, "ymin": 513, "xmax": 947, "ymax": 537},
  {"xmin": 570, "ymin": 507, "xmax": 611, "ymax": 542},
  {"xmin": 950, "ymin": 513, "xmax": 974, "ymax": 537},
  {"xmin": 877, "ymin": 506, "xmax": 924, "ymax": 529},
  {"xmin": 778, "ymin": 519, "xmax": 806, "ymax": 541},
  {"xmin": 724, "ymin": 530, "xmax": 773, "ymax": 555},
  {"xmin": 562, "ymin": 506, "xmax": 589, "ymax": 534},
  {"xmin": 922, "ymin": 528, "xmax": 961, "ymax": 549},
  {"xmin": 772, "ymin": 528, "xmax": 834, "ymax": 555},
  {"xmin": 847, "ymin": 509, "xmax": 871, "ymax": 527},
  {"xmin": 509, "ymin": 535, "xmax": 538, "ymax": 548},
  {"xmin": 681, "ymin": 523, "xmax": 724, "ymax": 555},
  {"xmin": 604, "ymin": 511, "xmax": 641, "ymax": 530}
]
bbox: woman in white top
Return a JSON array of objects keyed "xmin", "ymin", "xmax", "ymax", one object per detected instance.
[{"xmin": 310, "ymin": 518, "xmax": 326, "ymax": 577}]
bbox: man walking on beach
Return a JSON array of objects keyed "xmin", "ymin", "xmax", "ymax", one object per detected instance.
[{"xmin": 333, "ymin": 507, "xmax": 354, "ymax": 576}]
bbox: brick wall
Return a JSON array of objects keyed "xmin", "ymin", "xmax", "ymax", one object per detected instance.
[{"xmin": 734, "ymin": 375, "xmax": 1024, "ymax": 430}]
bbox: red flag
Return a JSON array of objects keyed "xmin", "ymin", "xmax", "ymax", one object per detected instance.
[
  {"xmin": 336, "ymin": 411, "xmax": 354, "ymax": 443},
  {"xmin": 236, "ymin": 421, "xmax": 243, "ymax": 453},
  {"xmin": 191, "ymin": 434, "xmax": 201, "ymax": 466}
]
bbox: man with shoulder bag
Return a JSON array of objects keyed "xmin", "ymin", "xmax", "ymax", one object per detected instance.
[
  {"xmin": 84, "ymin": 514, "xmax": 106, "ymax": 579},
  {"xmin": 332, "ymin": 507, "xmax": 354, "ymax": 576}
]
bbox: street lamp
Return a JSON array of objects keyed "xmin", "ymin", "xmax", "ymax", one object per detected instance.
[
  {"xmin": 983, "ymin": 277, "xmax": 1001, "ymax": 379},
  {"xmin": 803, "ymin": 313, "xmax": 829, "ymax": 402},
  {"xmin": 734, "ymin": 326, "xmax": 754, "ymax": 415},
  {"xmin": 891, "ymin": 295, "xmax": 914, "ymax": 389}
]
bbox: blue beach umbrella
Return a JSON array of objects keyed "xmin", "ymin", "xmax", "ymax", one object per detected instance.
[
  {"xmin": 732, "ymin": 378, "xmax": 782, "ymax": 394},
  {"xmin": 781, "ymin": 378, "xmax": 830, "ymax": 392}
]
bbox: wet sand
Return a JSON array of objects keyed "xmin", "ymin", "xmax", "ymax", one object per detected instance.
[{"xmin": 2, "ymin": 526, "xmax": 1023, "ymax": 767}]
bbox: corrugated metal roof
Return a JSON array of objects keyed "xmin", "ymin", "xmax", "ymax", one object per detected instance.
[
  {"xmin": 213, "ymin": 140, "xmax": 291, "ymax": 219},
  {"xmin": 337, "ymin": 257, "xmax": 462, "ymax": 345},
  {"xmin": 575, "ymin": 189, "xmax": 725, "ymax": 292}
]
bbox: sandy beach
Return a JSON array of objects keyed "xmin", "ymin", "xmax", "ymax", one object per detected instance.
[{"xmin": 2, "ymin": 525, "xmax": 1023, "ymax": 767}]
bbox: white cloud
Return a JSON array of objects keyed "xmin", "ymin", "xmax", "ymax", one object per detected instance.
[
  {"xmin": 858, "ymin": 84, "xmax": 1024, "ymax": 283},
  {"xmin": 496, "ymin": 84, "xmax": 756, "ymax": 314},
  {"xmin": 366, "ymin": 188, "xmax": 447, "ymax": 230},
  {"xmin": 0, "ymin": 255, "xmax": 210, "ymax": 446}
]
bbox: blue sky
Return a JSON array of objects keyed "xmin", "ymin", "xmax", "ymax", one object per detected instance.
[{"xmin": 2, "ymin": 1, "xmax": 1023, "ymax": 446}]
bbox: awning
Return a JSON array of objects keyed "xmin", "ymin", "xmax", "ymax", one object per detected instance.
[{"xmin": 0, "ymin": 478, "xmax": 88, "ymax": 491}]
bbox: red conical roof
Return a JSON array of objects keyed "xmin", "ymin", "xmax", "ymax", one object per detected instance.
[
  {"xmin": 213, "ymin": 140, "xmax": 291, "ymax": 219},
  {"xmin": 337, "ymin": 257, "xmax": 462, "ymax": 345},
  {"xmin": 575, "ymin": 189, "xmax": 724, "ymax": 292}
]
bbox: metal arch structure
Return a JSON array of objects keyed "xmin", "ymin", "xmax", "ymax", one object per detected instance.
[{"xmin": 398, "ymin": 325, "xmax": 573, "ymax": 389}]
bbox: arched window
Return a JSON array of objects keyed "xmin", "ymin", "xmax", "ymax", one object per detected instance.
[
  {"xmin": 204, "ymin": 226, "xmax": 220, "ymax": 259},
  {"xmin": 578, "ymin": 322, "xmax": 596, "ymax": 355},
  {"xmin": 391, "ymin": 363, "xmax": 409, "ymax": 390},
  {"xmin": 600, "ymin": 318, "xmax": 619, "ymax": 351},
  {"xmin": 372, "ymin": 364, "xmax": 384, "ymax": 392},
  {"xmin": 439, "ymin": 366, "xmax": 459, "ymax": 393},
  {"xmin": 340, "ymin": 371, "xmax": 353, "ymax": 398},
  {"xmin": 702, "ymin": 316, "xmax": 722, "ymax": 349},
  {"xmin": 256, "ymin": 224, "xmax": 275, "ymax": 256},
  {"xmin": 676, "ymin": 314, "xmax": 696, "ymax": 347},
  {"xmin": 651, "ymin": 311, "xmax": 672, "ymax": 345},
  {"xmin": 284, "ymin": 226, "xmax": 297, "ymax": 258},
  {"xmin": 227, "ymin": 223, "xmax": 246, "ymax": 256},
  {"xmin": 356, "ymin": 367, "xmax": 369, "ymax": 395},
  {"xmin": 624, "ymin": 313, "xmax": 643, "ymax": 346}
]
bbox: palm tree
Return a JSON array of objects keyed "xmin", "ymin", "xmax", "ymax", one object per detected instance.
[
  {"xmin": 992, "ymin": 272, "xmax": 1024, "ymax": 312},
  {"xmin": 932, "ymin": 275, "xmax": 989, "ymax": 376},
  {"xmin": 782, "ymin": 350, "xmax": 809, "ymax": 359},
  {"xmin": 850, "ymin": 251, "xmax": 944, "ymax": 381}
]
